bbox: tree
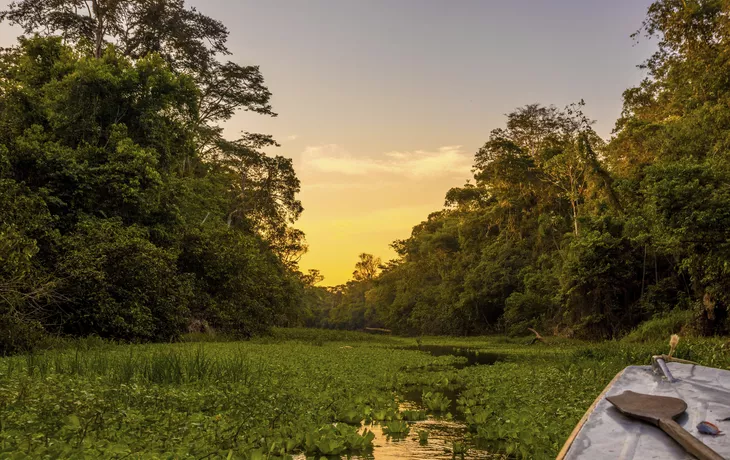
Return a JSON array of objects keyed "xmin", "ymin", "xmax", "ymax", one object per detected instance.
[
  {"xmin": 607, "ymin": 0, "xmax": 730, "ymax": 334},
  {"xmin": 1, "ymin": 0, "xmax": 275, "ymax": 129},
  {"xmin": 301, "ymin": 269, "xmax": 324, "ymax": 287},
  {"xmin": 0, "ymin": 36, "xmax": 304, "ymax": 344},
  {"xmin": 0, "ymin": 1, "xmax": 307, "ymax": 271},
  {"xmin": 312, "ymin": 102, "xmax": 634, "ymax": 337},
  {"xmin": 295, "ymin": 1, "xmax": 730, "ymax": 339},
  {"xmin": 352, "ymin": 253, "xmax": 381, "ymax": 282},
  {"xmin": 3, "ymin": 0, "xmax": 226, "ymax": 64},
  {"xmin": 0, "ymin": 0, "xmax": 306, "ymax": 268},
  {"xmin": 57, "ymin": 218, "xmax": 193, "ymax": 340},
  {"xmin": 214, "ymin": 134, "xmax": 306, "ymax": 267}
]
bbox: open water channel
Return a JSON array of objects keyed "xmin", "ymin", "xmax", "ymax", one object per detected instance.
[{"xmin": 295, "ymin": 345, "xmax": 507, "ymax": 460}]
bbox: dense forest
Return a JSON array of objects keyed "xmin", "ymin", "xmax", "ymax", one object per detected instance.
[
  {"xmin": 0, "ymin": 0, "xmax": 311, "ymax": 352},
  {"xmin": 2, "ymin": 0, "xmax": 730, "ymax": 351},
  {"xmin": 308, "ymin": 0, "xmax": 730, "ymax": 339}
]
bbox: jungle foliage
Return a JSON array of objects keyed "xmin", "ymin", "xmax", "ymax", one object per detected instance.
[
  {"xmin": 0, "ymin": 330, "xmax": 728, "ymax": 459},
  {"xmin": 310, "ymin": 0, "xmax": 730, "ymax": 339},
  {"xmin": 4, "ymin": 0, "xmax": 730, "ymax": 348},
  {"xmin": 0, "ymin": 0, "xmax": 309, "ymax": 352}
]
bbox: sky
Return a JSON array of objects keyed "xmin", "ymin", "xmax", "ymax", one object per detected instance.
[{"xmin": 0, "ymin": 0, "xmax": 658, "ymax": 285}]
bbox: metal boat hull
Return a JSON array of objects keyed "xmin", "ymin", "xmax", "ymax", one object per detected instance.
[{"xmin": 558, "ymin": 362, "xmax": 730, "ymax": 459}]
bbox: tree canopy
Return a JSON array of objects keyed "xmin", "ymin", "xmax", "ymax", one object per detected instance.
[
  {"xmin": 0, "ymin": 0, "xmax": 308, "ymax": 352},
  {"xmin": 3, "ymin": 0, "xmax": 730, "ymax": 348},
  {"xmin": 308, "ymin": 0, "xmax": 730, "ymax": 339}
]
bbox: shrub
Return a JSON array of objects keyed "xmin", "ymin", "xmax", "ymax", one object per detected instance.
[
  {"xmin": 177, "ymin": 225, "xmax": 302, "ymax": 337},
  {"xmin": 623, "ymin": 309, "xmax": 694, "ymax": 343},
  {"xmin": 0, "ymin": 314, "xmax": 47, "ymax": 355},
  {"xmin": 56, "ymin": 218, "xmax": 192, "ymax": 341}
]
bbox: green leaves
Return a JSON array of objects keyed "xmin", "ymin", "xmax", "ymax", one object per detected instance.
[
  {"xmin": 0, "ymin": 338, "xmax": 436, "ymax": 458},
  {"xmin": 0, "ymin": 37, "xmax": 306, "ymax": 344},
  {"xmin": 57, "ymin": 217, "xmax": 192, "ymax": 341},
  {"xmin": 421, "ymin": 391, "xmax": 452, "ymax": 413},
  {"xmin": 0, "ymin": 333, "xmax": 728, "ymax": 458},
  {"xmin": 381, "ymin": 420, "xmax": 410, "ymax": 437},
  {"xmin": 302, "ymin": 424, "xmax": 373, "ymax": 456},
  {"xmin": 65, "ymin": 414, "xmax": 81, "ymax": 429},
  {"xmin": 335, "ymin": 408, "xmax": 364, "ymax": 425}
]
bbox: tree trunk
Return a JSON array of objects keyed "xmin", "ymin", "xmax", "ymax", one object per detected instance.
[
  {"xmin": 92, "ymin": 0, "xmax": 104, "ymax": 59},
  {"xmin": 570, "ymin": 199, "xmax": 579, "ymax": 236}
]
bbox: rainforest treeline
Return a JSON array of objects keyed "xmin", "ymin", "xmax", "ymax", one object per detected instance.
[
  {"xmin": 307, "ymin": 0, "xmax": 730, "ymax": 339},
  {"xmin": 0, "ymin": 0, "xmax": 310, "ymax": 352},
  {"xmin": 2, "ymin": 0, "xmax": 730, "ymax": 350}
]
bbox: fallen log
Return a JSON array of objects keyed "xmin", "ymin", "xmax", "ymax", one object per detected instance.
[
  {"xmin": 527, "ymin": 327, "xmax": 546, "ymax": 345},
  {"xmin": 364, "ymin": 327, "xmax": 392, "ymax": 334}
]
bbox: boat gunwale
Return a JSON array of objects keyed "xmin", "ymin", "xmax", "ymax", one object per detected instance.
[{"xmin": 556, "ymin": 367, "xmax": 628, "ymax": 459}]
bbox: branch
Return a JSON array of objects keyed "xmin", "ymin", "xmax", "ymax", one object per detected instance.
[{"xmin": 527, "ymin": 328, "xmax": 546, "ymax": 345}]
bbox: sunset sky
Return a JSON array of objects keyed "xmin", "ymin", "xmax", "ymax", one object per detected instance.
[{"xmin": 1, "ymin": 0, "xmax": 657, "ymax": 285}]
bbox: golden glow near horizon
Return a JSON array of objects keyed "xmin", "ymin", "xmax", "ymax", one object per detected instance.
[
  {"xmin": 294, "ymin": 144, "xmax": 474, "ymax": 286},
  {"xmin": 0, "ymin": 1, "xmax": 654, "ymax": 288},
  {"xmin": 191, "ymin": 0, "xmax": 653, "ymax": 287}
]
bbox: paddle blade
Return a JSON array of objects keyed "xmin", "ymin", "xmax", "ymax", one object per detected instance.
[{"xmin": 606, "ymin": 390, "xmax": 687, "ymax": 425}]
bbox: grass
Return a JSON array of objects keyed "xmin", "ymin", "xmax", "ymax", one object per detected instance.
[
  {"xmin": 622, "ymin": 309, "xmax": 694, "ymax": 342},
  {"xmin": 0, "ymin": 328, "xmax": 727, "ymax": 458}
]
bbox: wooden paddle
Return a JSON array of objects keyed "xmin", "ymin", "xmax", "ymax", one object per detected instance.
[{"xmin": 606, "ymin": 390, "xmax": 725, "ymax": 460}]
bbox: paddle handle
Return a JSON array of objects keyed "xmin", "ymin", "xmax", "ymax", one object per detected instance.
[{"xmin": 658, "ymin": 418, "xmax": 725, "ymax": 460}]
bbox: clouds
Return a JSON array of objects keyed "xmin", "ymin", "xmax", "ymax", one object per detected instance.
[
  {"xmin": 295, "ymin": 143, "xmax": 475, "ymax": 284},
  {"xmin": 301, "ymin": 144, "xmax": 473, "ymax": 178},
  {"xmin": 302, "ymin": 204, "xmax": 439, "ymax": 233}
]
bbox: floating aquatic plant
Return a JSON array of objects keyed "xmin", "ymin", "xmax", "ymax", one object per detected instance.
[
  {"xmin": 382, "ymin": 420, "xmax": 410, "ymax": 437},
  {"xmin": 400, "ymin": 409, "xmax": 427, "ymax": 421},
  {"xmin": 423, "ymin": 391, "xmax": 452, "ymax": 412}
]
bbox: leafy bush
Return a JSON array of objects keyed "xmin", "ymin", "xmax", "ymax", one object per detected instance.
[
  {"xmin": 0, "ymin": 315, "xmax": 47, "ymax": 355},
  {"xmin": 177, "ymin": 226, "xmax": 301, "ymax": 337},
  {"xmin": 56, "ymin": 218, "xmax": 192, "ymax": 341},
  {"xmin": 623, "ymin": 309, "xmax": 694, "ymax": 343}
]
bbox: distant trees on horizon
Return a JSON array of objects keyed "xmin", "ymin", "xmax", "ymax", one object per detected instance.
[{"xmin": 306, "ymin": 0, "xmax": 730, "ymax": 339}]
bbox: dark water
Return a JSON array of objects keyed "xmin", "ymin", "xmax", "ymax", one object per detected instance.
[
  {"xmin": 292, "ymin": 417, "xmax": 499, "ymax": 460},
  {"xmin": 297, "ymin": 345, "xmax": 505, "ymax": 459},
  {"xmin": 400, "ymin": 345, "xmax": 507, "ymax": 368}
]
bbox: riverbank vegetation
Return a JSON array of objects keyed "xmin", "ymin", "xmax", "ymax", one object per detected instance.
[
  {"xmin": 307, "ymin": 1, "xmax": 730, "ymax": 340},
  {"xmin": 0, "ymin": 0, "xmax": 310, "ymax": 353},
  {"xmin": 2, "ymin": 1, "xmax": 730, "ymax": 458},
  {"xmin": 0, "ymin": 330, "xmax": 727, "ymax": 459},
  {"xmin": 0, "ymin": 0, "xmax": 728, "ymax": 377}
]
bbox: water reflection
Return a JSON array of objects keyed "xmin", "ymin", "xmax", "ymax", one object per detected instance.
[
  {"xmin": 293, "ymin": 345, "xmax": 505, "ymax": 459},
  {"xmin": 356, "ymin": 418, "xmax": 497, "ymax": 459},
  {"xmin": 292, "ymin": 418, "xmax": 499, "ymax": 460},
  {"xmin": 399, "ymin": 345, "xmax": 507, "ymax": 368}
]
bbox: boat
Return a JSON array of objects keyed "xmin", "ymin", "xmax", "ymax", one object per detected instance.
[{"xmin": 557, "ymin": 355, "xmax": 730, "ymax": 459}]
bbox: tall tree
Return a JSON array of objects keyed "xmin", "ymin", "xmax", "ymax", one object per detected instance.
[
  {"xmin": 0, "ymin": 35, "xmax": 303, "ymax": 348},
  {"xmin": 0, "ymin": 0, "xmax": 307, "ymax": 268},
  {"xmin": 0, "ymin": 0, "xmax": 275, "ymax": 129},
  {"xmin": 215, "ymin": 134, "xmax": 305, "ymax": 266},
  {"xmin": 607, "ymin": 0, "xmax": 730, "ymax": 334},
  {"xmin": 352, "ymin": 253, "xmax": 381, "ymax": 282}
]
